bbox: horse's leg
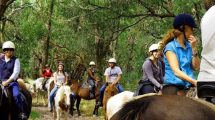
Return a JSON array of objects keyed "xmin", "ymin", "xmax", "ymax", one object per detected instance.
[
  {"xmin": 76, "ymin": 96, "xmax": 81, "ymax": 116},
  {"xmin": 56, "ymin": 107, "xmax": 60, "ymax": 120}
]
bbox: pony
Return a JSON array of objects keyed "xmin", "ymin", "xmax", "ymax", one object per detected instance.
[
  {"xmin": 69, "ymin": 79, "xmax": 103, "ymax": 116},
  {"xmin": 103, "ymin": 83, "xmax": 119, "ymax": 119},
  {"xmin": 110, "ymin": 95, "xmax": 215, "ymax": 120},
  {"xmin": 106, "ymin": 91, "xmax": 134, "ymax": 120},
  {"xmin": 54, "ymin": 85, "xmax": 72, "ymax": 120},
  {"xmin": 0, "ymin": 81, "xmax": 32, "ymax": 120}
]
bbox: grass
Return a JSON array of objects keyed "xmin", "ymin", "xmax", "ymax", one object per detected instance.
[{"xmin": 29, "ymin": 110, "xmax": 41, "ymax": 120}]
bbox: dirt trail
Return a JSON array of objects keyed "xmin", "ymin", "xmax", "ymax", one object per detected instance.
[{"xmin": 32, "ymin": 106, "xmax": 104, "ymax": 120}]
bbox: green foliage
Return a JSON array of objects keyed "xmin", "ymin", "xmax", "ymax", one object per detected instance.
[{"xmin": 1, "ymin": 0, "xmax": 205, "ymax": 87}]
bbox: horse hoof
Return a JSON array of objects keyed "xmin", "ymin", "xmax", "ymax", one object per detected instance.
[{"xmin": 93, "ymin": 115, "xmax": 97, "ymax": 117}]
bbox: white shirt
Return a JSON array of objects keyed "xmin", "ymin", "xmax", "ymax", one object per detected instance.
[
  {"xmin": 104, "ymin": 66, "xmax": 122, "ymax": 83},
  {"xmin": 197, "ymin": 5, "xmax": 215, "ymax": 82},
  {"xmin": 54, "ymin": 72, "xmax": 68, "ymax": 85}
]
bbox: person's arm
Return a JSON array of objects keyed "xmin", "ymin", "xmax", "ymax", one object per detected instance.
[
  {"xmin": 53, "ymin": 72, "xmax": 57, "ymax": 84},
  {"xmin": 191, "ymin": 47, "xmax": 200, "ymax": 71},
  {"xmin": 144, "ymin": 60, "xmax": 162, "ymax": 88},
  {"xmin": 166, "ymin": 51, "xmax": 197, "ymax": 86},
  {"xmin": 8, "ymin": 59, "xmax": 20, "ymax": 82},
  {"xmin": 188, "ymin": 35, "xmax": 200, "ymax": 71},
  {"xmin": 104, "ymin": 68, "xmax": 109, "ymax": 83}
]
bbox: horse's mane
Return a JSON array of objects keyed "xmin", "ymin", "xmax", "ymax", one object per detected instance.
[
  {"xmin": 111, "ymin": 94, "xmax": 154, "ymax": 120},
  {"xmin": 55, "ymin": 86, "xmax": 65, "ymax": 101}
]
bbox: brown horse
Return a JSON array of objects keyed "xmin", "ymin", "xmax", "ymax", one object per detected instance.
[
  {"xmin": 70, "ymin": 79, "xmax": 103, "ymax": 116},
  {"xmin": 103, "ymin": 83, "xmax": 118, "ymax": 119},
  {"xmin": 110, "ymin": 95, "xmax": 215, "ymax": 120},
  {"xmin": 0, "ymin": 80, "xmax": 32, "ymax": 120}
]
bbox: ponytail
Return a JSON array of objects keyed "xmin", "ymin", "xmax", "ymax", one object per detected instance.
[{"xmin": 159, "ymin": 29, "xmax": 182, "ymax": 51}]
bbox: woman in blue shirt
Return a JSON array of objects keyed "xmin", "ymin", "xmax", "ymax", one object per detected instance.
[{"xmin": 160, "ymin": 14, "xmax": 200, "ymax": 95}]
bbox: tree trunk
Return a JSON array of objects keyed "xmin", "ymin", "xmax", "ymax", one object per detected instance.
[
  {"xmin": 204, "ymin": 0, "xmax": 215, "ymax": 10},
  {"xmin": 43, "ymin": 0, "xmax": 55, "ymax": 67},
  {"xmin": 0, "ymin": 0, "xmax": 16, "ymax": 20}
]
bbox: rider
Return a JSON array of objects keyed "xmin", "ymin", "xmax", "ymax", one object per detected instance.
[
  {"xmin": 0, "ymin": 41, "xmax": 27, "ymax": 119},
  {"xmin": 134, "ymin": 44, "xmax": 163, "ymax": 96},
  {"xmin": 42, "ymin": 64, "xmax": 52, "ymax": 91},
  {"xmin": 49, "ymin": 62, "xmax": 68, "ymax": 112},
  {"xmin": 96, "ymin": 58, "xmax": 124, "ymax": 107},
  {"xmin": 160, "ymin": 13, "xmax": 200, "ymax": 95},
  {"xmin": 87, "ymin": 61, "xmax": 98, "ymax": 98},
  {"xmin": 197, "ymin": 5, "xmax": 215, "ymax": 103}
]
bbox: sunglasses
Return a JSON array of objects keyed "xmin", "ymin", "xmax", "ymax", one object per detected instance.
[{"xmin": 3, "ymin": 48, "xmax": 14, "ymax": 52}]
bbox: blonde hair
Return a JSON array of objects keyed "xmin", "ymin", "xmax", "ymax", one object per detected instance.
[{"xmin": 159, "ymin": 29, "xmax": 182, "ymax": 52}]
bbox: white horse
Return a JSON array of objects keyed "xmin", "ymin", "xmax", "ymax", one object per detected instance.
[
  {"xmin": 32, "ymin": 77, "xmax": 54, "ymax": 105},
  {"xmin": 106, "ymin": 91, "xmax": 134, "ymax": 120},
  {"xmin": 54, "ymin": 85, "xmax": 72, "ymax": 120}
]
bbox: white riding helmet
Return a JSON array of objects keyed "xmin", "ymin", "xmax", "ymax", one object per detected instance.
[
  {"xmin": 108, "ymin": 58, "xmax": 116, "ymax": 63},
  {"xmin": 89, "ymin": 61, "xmax": 96, "ymax": 66},
  {"xmin": 149, "ymin": 44, "xmax": 159, "ymax": 52},
  {"xmin": 2, "ymin": 41, "xmax": 15, "ymax": 50}
]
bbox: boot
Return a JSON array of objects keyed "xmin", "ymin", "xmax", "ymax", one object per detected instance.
[
  {"xmin": 42, "ymin": 78, "xmax": 47, "ymax": 91},
  {"xmin": 90, "ymin": 86, "xmax": 95, "ymax": 98},
  {"xmin": 96, "ymin": 94, "xmax": 103, "ymax": 107}
]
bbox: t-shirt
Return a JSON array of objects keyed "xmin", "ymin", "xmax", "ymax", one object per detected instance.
[
  {"xmin": 53, "ymin": 72, "xmax": 68, "ymax": 85},
  {"xmin": 104, "ymin": 66, "xmax": 122, "ymax": 83},
  {"xmin": 197, "ymin": 6, "xmax": 215, "ymax": 82}
]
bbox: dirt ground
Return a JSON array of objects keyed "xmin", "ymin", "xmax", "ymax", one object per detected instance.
[{"xmin": 32, "ymin": 106, "xmax": 104, "ymax": 120}]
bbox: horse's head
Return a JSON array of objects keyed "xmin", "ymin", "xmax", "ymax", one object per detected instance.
[
  {"xmin": 63, "ymin": 85, "xmax": 72, "ymax": 106},
  {"xmin": 105, "ymin": 84, "xmax": 118, "ymax": 98}
]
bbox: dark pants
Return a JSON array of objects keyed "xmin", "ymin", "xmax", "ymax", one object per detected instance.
[
  {"xmin": 134, "ymin": 80, "xmax": 157, "ymax": 96},
  {"xmin": 162, "ymin": 85, "xmax": 186, "ymax": 95},
  {"xmin": 9, "ymin": 82, "xmax": 24, "ymax": 113}
]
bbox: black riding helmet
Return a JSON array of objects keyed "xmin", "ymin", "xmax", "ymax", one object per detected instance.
[{"xmin": 173, "ymin": 13, "xmax": 197, "ymax": 31}]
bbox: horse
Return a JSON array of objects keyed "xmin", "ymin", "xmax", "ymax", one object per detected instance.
[
  {"xmin": 110, "ymin": 95, "xmax": 215, "ymax": 120},
  {"xmin": 0, "ymin": 81, "xmax": 32, "ymax": 120},
  {"xmin": 32, "ymin": 77, "xmax": 54, "ymax": 105},
  {"xmin": 69, "ymin": 79, "xmax": 103, "ymax": 116},
  {"xmin": 103, "ymin": 83, "xmax": 119, "ymax": 119},
  {"xmin": 54, "ymin": 85, "xmax": 72, "ymax": 120},
  {"xmin": 106, "ymin": 91, "xmax": 134, "ymax": 120}
]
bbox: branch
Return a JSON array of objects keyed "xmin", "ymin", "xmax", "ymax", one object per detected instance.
[
  {"xmin": 114, "ymin": 17, "xmax": 146, "ymax": 33},
  {"xmin": 7, "ymin": 3, "xmax": 33, "ymax": 18}
]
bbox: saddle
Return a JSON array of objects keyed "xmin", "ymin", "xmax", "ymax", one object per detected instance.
[
  {"xmin": 81, "ymin": 81, "xmax": 91, "ymax": 89},
  {"xmin": 197, "ymin": 82, "xmax": 215, "ymax": 98}
]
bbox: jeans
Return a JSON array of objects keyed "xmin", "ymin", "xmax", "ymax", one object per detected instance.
[
  {"xmin": 9, "ymin": 81, "xmax": 24, "ymax": 113},
  {"xmin": 49, "ymin": 85, "xmax": 58, "ymax": 110},
  {"xmin": 100, "ymin": 83, "xmax": 124, "ymax": 93}
]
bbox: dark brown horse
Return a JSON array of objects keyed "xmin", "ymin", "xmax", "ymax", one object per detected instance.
[
  {"xmin": 110, "ymin": 95, "xmax": 215, "ymax": 120},
  {"xmin": 70, "ymin": 79, "xmax": 103, "ymax": 116},
  {"xmin": 0, "ymin": 81, "xmax": 32, "ymax": 120}
]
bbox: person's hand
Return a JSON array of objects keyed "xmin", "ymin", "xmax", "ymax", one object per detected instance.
[
  {"xmin": 192, "ymin": 80, "xmax": 197, "ymax": 87},
  {"xmin": 188, "ymin": 35, "xmax": 197, "ymax": 49},
  {"xmin": 2, "ymin": 80, "xmax": 10, "ymax": 86}
]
